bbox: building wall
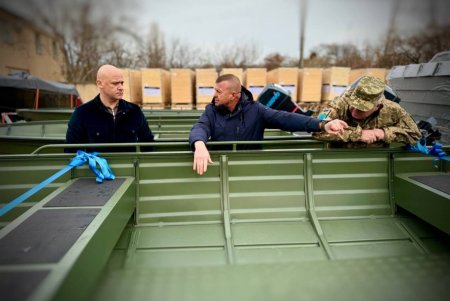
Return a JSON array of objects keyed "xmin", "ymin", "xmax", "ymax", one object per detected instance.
[{"xmin": 0, "ymin": 8, "xmax": 66, "ymax": 82}]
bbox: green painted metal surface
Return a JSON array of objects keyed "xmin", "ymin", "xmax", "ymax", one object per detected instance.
[
  {"xmin": 0, "ymin": 146, "xmax": 449, "ymax": 300},
  {"xmin": 91, "ymin": 254, "xmax": 450, "ymax": 301},
  {"xmin": 0, "ymin": 156, "xmax": 71, "ymax": 229},
  {"xmin": 394, "ymin": 172, "xmax": 450, "ymax": 235},
  {"xmin": 0, "ymin": 176, "xmax": 135, "ymax": 301},
  {"xmin": 0, "ymin": 121, "xmax": 307, "ymax": 154},
  {"xmin": 16, "ymin": 108, "xmax": 202, "ymax": 121}
]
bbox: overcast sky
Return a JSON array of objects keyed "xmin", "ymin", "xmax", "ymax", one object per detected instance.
[
  {"xmin": 131, "ymin": 0, "xmax": 450, "ymax": 58},
  {"xmin": 2, "ymin": 0, "xmax": 449, "ymax": 61}
]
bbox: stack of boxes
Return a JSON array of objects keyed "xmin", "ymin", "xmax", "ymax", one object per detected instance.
[
  {"xmin": 267, "ymin": 67, "xmax": 299, "ymax": 101},
  {"xmin": 220, "ymin": 68, "xmax": 244, "ymax": 83},
  {"xmin": 243, "ymin": 68, "xmax": 267, "ymax": 99},
  {"xmin": 76, "ymin": 84, "xmax": 98, "ymax": 103},
  {"xmin": 141, "ymin": 68, "xmax": 170, "ymax": 109},
  {"xmin": 131, "ymin": 69, "xmax": 143, "ymax": 105},
  {"xmin": 121, "ymin": 69, "xmax": 142, "ymax": 105},
  {"xmin": 122, "ymin": 68, "xmax": 142, "ymax": 105},
  {"xmin": 349, "ymin": 68, "xmax": 387, "ymax": 84},
  {"xmin": 321, "ymin": 67, "xmax": 350, "ymax": 102},
  {"xmin": 170, "ymin": 69, "xmax": 195, "ymax": 109},
  {"xmin": 195, "ymin": 68, "xmax": 218, "ymax": 109},
  {"xmin": 120, "ymin": 68, "xmax": 131, "ymax": 102},
  {"xmin": 298, "ymin": 68, "xmax": 322, "ymax": 103},
  {"xmin": 77, "ymin": 66, "xmax": 387, "ymax": 109}
]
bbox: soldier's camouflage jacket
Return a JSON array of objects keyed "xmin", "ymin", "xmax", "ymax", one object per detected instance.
[{"xmin": 313, "ymin": 94, "xmax": 421, "ymax": 147}]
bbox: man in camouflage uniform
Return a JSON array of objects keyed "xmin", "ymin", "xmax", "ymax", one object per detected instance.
[{"xmin": 313, "ymin": 76, "xmax": 420, "ymax": 147}]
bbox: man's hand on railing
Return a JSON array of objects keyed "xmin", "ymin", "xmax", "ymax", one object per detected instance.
[
  {"xmin": 360, "ymin": 129, "xmax": 385, "ymax": 144},
  {"xmin": 193, "ymin": 141, "xmax": 213, "ymax": 176}
]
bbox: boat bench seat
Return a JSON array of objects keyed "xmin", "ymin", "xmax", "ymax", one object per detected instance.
[
  {"xmin": 0, "ymin": 177, "xmax": 135, "ymax": 301},
  {"xmin": 394, "ymin": 172, "xmax": 450, "ymax": 235}
]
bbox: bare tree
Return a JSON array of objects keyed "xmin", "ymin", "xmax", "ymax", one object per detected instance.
[
  {"xmin": 25, "ymin": 0, "xmax": 139, "ymax": 83},
  {"xmin": 167, "ymin": 38, "xmax": 198, "ymax": 68},
  {"xmin": 263, "ymin": 53, "xmax": 286, "ymax": 70},
  {"xmin": 103, "ymin": 40, "xmax": 140, "ymax": 69},
  {"xmin": 376, "ymin": 25, "xmax": 450, "ymax": 67},
  {"xmin": 144, "ymin": 23, "xmax": 167, "ymax": 68},
  {"xmin": 214, "ymin": 42, "xmax": 261, "ymax": 68},
  {"xmin": 65, "ymin": 3, "xmax": 107, "ymax": 83},
  {"xmin": 309, "ymin": 43, "xmax": 374, "ymax": 68},
  {"xmin": 303, "ymin": 51, "xmax": 329, "ymax": 67}
]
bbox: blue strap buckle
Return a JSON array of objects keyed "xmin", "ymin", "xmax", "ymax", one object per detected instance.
[
  {"xmin": 0, "ymin": 151, "xmax": 115, "ymax": 217},
  {"xmin": 406, "ymin": 140, "xmax": 450, "ymax": 168}
]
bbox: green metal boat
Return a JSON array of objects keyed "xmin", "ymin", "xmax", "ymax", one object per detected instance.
[
  {"xmin": 16, "ymin": 108, "xmax": 202, "ymax": 122},
  {"xmin": 0, "ymin": 120, "xmax": 316, "ymax": 154},
  {"xmin": 0, "ymin": 142, "xmax": 449, "ymax": 301}
]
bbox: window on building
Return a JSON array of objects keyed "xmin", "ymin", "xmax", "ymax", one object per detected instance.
[
  {"xmin": 52, "ymin": 40, "xmax": 58, "ymax": 58},
  {"xmin": 1, "ymin": 21, "xmax": 16, "ymax": 45},
  {"xmin": 35, "ymin": 32, "xmax": 42, "ymax": 55}
]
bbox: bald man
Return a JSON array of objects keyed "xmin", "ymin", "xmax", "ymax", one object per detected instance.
[{"xmin": 66, "ymin": 64, "xmax": 154, "ymax": 152}]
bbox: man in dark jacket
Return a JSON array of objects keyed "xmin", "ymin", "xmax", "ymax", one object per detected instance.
[
  {"xmin": 66, "ymin": 64, "xmax": 154, "ymax": 152},
  {"xmin": 189, "ymin": 74, "xmax": 348, "ymax": 175}
]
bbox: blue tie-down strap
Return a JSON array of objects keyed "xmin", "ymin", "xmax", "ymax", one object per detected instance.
[
  {"xmin": 406, "ymin": 140, "xmax": 450, "ymax": 168},
  {"xmin": 72, "ymin": 150, "xmax": 115, "ymax": 183},
  {"xmin": 0, "ymin": 151, "xmax": 115, "ymax": 217}
]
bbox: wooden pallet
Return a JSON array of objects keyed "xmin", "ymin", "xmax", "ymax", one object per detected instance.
[
  {"xmin": 171, "ymin": 103, "xmax": 193, "ymax": 110},
  {"xmin": 297, "ymin": 101, "xmax": 326, "ymax": 114},
  {"xmin": 141, "ymin": 103, "xmax": 166, "ymax": 110}
]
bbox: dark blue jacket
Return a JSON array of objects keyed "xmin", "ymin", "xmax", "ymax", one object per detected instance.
[
  {"xmin": 189, "ymin": 86, "xmax": 322, "ymax": 150},
  {"xmin": 66, "ymin": 95, "xmax": 154, "ymax": 152}
]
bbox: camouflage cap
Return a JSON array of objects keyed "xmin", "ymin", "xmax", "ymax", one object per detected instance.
[{"xmin": 347, "ymin": 76, "xmax": 385, "ymax": 111}]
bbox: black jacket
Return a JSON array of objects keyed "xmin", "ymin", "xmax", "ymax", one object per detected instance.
[
  {"xmin": 65, "ymin": 95, "xmax": 154, "ymax": 152},
  {"xmin": 189, "ymin": 86, "xmax": 321, "ymax": 150}
]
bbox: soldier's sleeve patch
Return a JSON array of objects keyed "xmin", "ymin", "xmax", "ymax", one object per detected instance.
[{"xmin": 318, "ymin": 108, "xmax": 331, "ymax": 121}]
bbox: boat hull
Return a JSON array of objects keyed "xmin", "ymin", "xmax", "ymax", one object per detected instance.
[{"xmin": 388, "ymin": 62, "xmax": 450, "ymax": 144}]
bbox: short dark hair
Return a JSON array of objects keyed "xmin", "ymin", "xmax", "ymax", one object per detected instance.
[{"xmin": 216, "ymin": 74, "xmax": 241, "ymax": 92}]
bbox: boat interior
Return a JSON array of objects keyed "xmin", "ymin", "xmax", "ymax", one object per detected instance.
[{"xmin": 0, "ymin": 142, "xmax": 449, "ymax": 300}]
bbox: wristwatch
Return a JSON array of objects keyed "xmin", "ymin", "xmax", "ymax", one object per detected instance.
[{"xmin": 319, "ymin": 119, "xmax": 330, "ymax": 131}]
